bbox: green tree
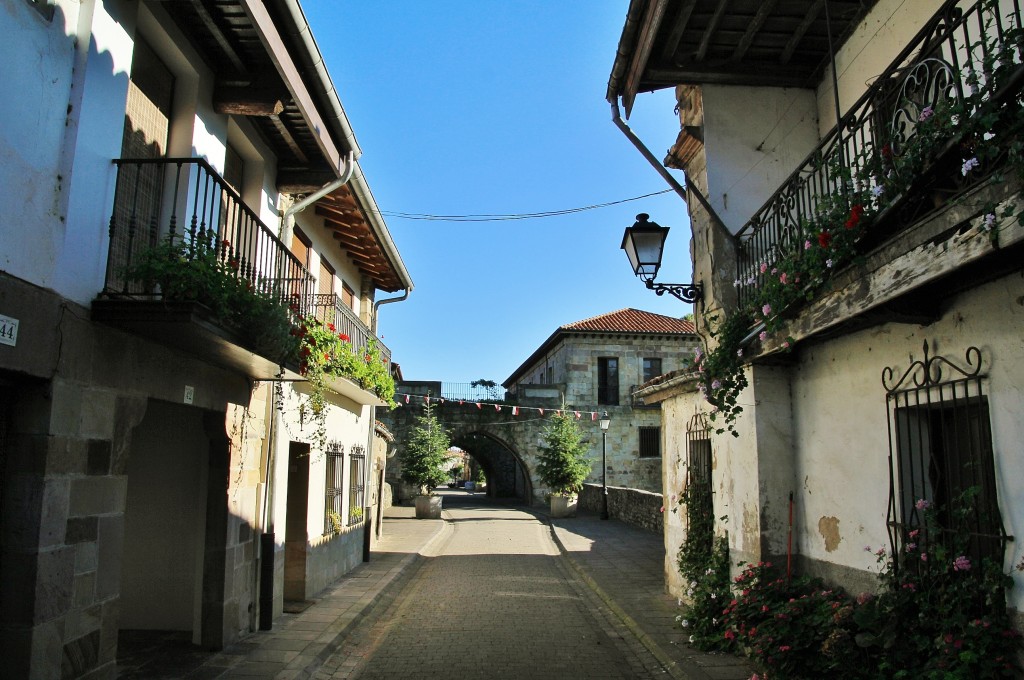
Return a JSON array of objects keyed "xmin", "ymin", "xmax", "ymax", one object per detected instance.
[
  {"xmin": 536, "ymin": 411, "xmax": 591, "ymax": 496},
  {"xmin": 400, "ymin": 399, "xmax": 450, "ymax": 494}
]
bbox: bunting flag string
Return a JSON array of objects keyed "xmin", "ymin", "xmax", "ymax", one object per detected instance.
[{"xmin": 398, "ymin": 392, "xmax": 604, "ymax": 421}]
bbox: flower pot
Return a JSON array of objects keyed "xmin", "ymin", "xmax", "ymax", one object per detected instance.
[
  {"xmin": 414, "ymin": 495, "xmax": 443, "ymax": 519},
  {"xmin": 550, "ymin": 494, "xmax": 577, "ymax": 519}
]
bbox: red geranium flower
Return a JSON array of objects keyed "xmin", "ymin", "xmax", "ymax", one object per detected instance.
[
  {"xmin": 338, "ymin": 333, "xmax": 349, "ymax": 342},
  {"xmin": 845, "ymin": 203, "xmax": 864, "ymax": 230},
  {"xmin": 818, "ymin": 231, "xmax": 832, "ymax": 248},
  {"xmin": 327, "ymin": 323, "xmax": 336, "ymax": 332}
]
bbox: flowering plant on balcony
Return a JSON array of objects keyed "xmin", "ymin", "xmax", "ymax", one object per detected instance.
[
  {"xmin": 126, "ymin": 235, "xmax": 299, "ymax": 363},
  {"xmin": 293, "ymin": 315, "xmax": 396, "ymax": 452}
]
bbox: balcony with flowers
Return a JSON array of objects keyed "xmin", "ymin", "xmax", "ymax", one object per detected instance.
[
  {"xmin": 92, "ymin": 158, "xmax": 395, "ymax": 410},
  {"xmin": 695, "ymin": 0, "xmax": 1024, "ymax": 432}
]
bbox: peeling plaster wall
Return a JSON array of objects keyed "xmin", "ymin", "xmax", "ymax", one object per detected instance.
[{"xmin": 791, "ymin": 271, "xmax": 1024, "ymax": 606}]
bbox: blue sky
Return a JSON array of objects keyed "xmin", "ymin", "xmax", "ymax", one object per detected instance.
[{"xmin": 303, "ymin": 1, "xmax": 694, "ymax": 385}]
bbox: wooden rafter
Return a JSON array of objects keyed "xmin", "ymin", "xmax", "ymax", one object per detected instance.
[
  {"xmin": 695, "ymin": 0, "xmax": 730, "ymax": 62},
  {"xmin": 781, "ymin": 0, "xmax": 825, "ymax": 65},
  {"xmin": 733, "ymin": 0, "xmax": 779, "ymax": 62},
  {"xmin": 660, "ymin": 0, "xmax": 698, "ymax": 64},
  {"xmin": 186, "ymin": 0, "xmax": 248, "ymax": 76}
]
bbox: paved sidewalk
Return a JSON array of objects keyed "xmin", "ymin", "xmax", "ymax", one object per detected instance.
[
  {"xmin": 122, "ymin": 499, "xmax": 755, "ymax": 679},
  {"xmin": 548, "ymin": 512, "xmax": 756, "ymax": 680}
]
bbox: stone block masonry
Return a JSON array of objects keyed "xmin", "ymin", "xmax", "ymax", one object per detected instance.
[{"xmin": 579, "ymin": 483, "xmax": 663, "ymax": 533}]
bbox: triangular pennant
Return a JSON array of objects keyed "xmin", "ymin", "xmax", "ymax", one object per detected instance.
[
  {"xmin": 512, "ymin": 406, "xmax": 519, "ymax": 416},
  {"xmin": 591, "ymin": 412, "xmax": 597, "ymax": 421},
  {"xmin": 538, "ymin": 408, "xmax": 544, "ymax": 416},
  {"xmin": 405, "ymin": 394, "xmax": 410, "ymax": 404},
  {"xmin": 494, "ymin": 404, "xmax": 501, "ymax": 412},
  {"xmin": 574, "ymin": 411, "xmax": 581, "ymax": 419},
  {"xmin": 476, "ymin": 402, "xmax": 482, "ymax": 409}
]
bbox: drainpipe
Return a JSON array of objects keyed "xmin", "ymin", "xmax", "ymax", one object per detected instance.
[
  {"xmin": 281, "ymin": 151, "xmax": 356, "ymax": 238},
  {"xmin": 611, "ymin": 100, "xmax": 688, "ymax": 203},
  {"xmin": 610, "ymin": 99, "xmax": 733, "ymax": 242},
  {"xmin": 372, "ymin": 289, "xmax": 410, "ymax": 335}
]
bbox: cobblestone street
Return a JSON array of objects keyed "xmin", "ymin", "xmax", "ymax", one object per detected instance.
[{"xmin": 318, "ymin": 496, "xmax": 665, "ymax": 679}]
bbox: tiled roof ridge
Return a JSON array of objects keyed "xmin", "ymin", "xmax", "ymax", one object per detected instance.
[{"xmin": 560, "ymin": 307, "xmax": 695, "ymax": 334}]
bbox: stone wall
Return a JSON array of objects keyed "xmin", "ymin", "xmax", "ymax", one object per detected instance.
[{"xmin": 578, "ymin": 483, "xmax": 663, "ymax": 534}]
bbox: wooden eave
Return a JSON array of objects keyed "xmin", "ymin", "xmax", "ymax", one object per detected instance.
[
  {"xmin": 314, "ymin": 185, "xmax": 405, "ymax": 293},
  {"xmin": 155, "ymin": 0, "xmax": 348, "ymax": 189},
  {"xmin": 609, "ymin": 0, "xmax": 878, "ymax": 116}
]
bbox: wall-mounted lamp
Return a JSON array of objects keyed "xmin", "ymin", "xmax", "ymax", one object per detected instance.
[{"xmin": 620, "ymin": 213, "xmax": 703, "ymax": 303}]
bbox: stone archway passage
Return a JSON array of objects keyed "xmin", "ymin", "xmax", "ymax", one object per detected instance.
[{"xmin": 451, "ymin": 431, "xmax": 531, "ymax": 502}]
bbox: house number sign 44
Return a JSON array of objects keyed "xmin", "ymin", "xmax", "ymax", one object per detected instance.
[{"xmin": 0, "ymin": 315, "xmax": 19, "ymax": 347}]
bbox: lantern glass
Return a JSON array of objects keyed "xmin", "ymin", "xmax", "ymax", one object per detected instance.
[{"xmin": 620, "ymin": 214, "xmax": 669, "ymax": 282}]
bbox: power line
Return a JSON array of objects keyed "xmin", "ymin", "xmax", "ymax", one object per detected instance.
[{"xmin": 376, "ymin": 188, "xmax": 673, "ymax": 222}]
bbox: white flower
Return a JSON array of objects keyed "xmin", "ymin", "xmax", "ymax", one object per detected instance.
[
  {"xmin": 675, "ymin": 614, "xmax": 683, "ymax": 622},
  {"xmin": 705, "ymin": 568, "xmax": 715, "ymax": 575},
  {"xmin": 733, "ymin": 279, "xmax": 742, "ymax": 287},
  {"xmin": 681, "ymin": 619, "xmax": 690, "ymax": 628},
  {"xmin": 689, "ymin": 635, "xmax": 696, "ymax": 643},
  {"xmin": 826, "ymin": 258, "xmax": 834, "ymax": 268},
  {"xmin": 710, "ymin": 593, "xmax": 717, "ymax": 600},
  {"xmin": 983, "ymin": 213, "xmax": 996, "ymax": 230},
  {"xmin": 962, "ymin": 157, "xmax": 980, "ymax": 176},
  {"xmin": 678, "ymin": 598, "xmax": 683, "ymax": 606},
  {"xmin": 871, "ymin": 184, "xmax": 884, "ymax": 198}
]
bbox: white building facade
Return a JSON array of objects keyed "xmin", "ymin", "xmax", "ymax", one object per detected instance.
[{"xmin": 0, "ymin": 1, "xmax": 412, "ymax": 677}]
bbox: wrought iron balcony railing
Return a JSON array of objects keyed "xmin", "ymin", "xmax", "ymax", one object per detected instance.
[
  {"xmin": 102, "ymin": 157, "xmax": 315, "ymax": 315},
  {"xmin": 735, "ymin": 0, "xmax": 1023, "ymax": 307},
  {"xmin": 309, "ymin": 293, "xmax": 391, "ymax": 369}
]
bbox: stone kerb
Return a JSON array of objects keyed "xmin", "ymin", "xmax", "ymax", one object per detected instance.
[{"xmin": 579, "ymin": 483, "xmax": 664, "ymax": 533}]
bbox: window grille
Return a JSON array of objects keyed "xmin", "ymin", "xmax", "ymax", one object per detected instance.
[
  {"xmin": 883, "ymin": 342, "xmax": 1008, "ymax": 569},
  {"xmin": 348, "ymin": 446, "xmax": 366, "ymax": 525},
  {"xmin": 638, "ymin": 426, "xmax": 661, "ymax": 458},
  {"xmin": 323, "ymin": 443, "xmax": 344, "ymax": 535},
  {"xmin": 685, "ymin": 411, "xmax": 714, "ymax": 546}
]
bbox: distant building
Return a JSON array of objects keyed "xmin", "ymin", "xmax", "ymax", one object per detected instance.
[{"xmin": 503, "ymin": 309, "xmax": 699, "ymax": 492}]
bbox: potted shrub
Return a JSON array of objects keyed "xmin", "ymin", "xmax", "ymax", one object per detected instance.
[
  {"xmin": 400, "ymin": 399, "xmax": 450, "ymax": 519},
  {"xmin": 536, "ymin": 411, "xmax": 591, "ymax": 518}
]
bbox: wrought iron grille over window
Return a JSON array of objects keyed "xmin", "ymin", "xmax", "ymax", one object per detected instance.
[
  {"xmin": 323, "ymin": 443, "xmax": 344, "ymax": 535},
  {"xmin": 883, "ymin": 341, "xmax": 1008, "ymax": 568},
  {"xmin": 638, "ymin": 426, "xmax": 661, "ymax": 458},
  {"xmin": 686, "ymin": 411, "xmax": 714, "ymax": 543},
  {"xmin": 348, "ymin": 446, "xmax": 366, "ymax": 525}
]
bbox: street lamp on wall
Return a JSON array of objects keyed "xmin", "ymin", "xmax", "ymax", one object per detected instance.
[
  {"xmin": 620, "ymin": 213, "xmax": 703, "ymax": 303},
  {"xmin": 599, "ymin": 411, "xmax": 611, "ymax": 521}
]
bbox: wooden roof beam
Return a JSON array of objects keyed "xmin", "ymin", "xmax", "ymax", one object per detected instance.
[
  {"xmin": 660, "ymin": 0, "xmax": 698, "ymax": 63},
  {"xmin": 733, "ymin": 0, "xmax": 779, "ymax": 62},
  {"xmin": 213, "ymin": 85, "xmax": 286, "ymax": 116},
  {"xmin": 696, "ymin": 0, "xmax": 731, "ymax": 62},
  {"xmin": 781, "ymin": 0, "xmax": 825, "ymax": 65}
]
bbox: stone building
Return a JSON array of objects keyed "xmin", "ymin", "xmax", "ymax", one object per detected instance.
[
  {"xmin": 503, "ymin": 308, "xmax": 699, "ymax": 493},
  {"xmin": 607, "ymin": 0, "xmax": 1024, "ymax": 630},
  {"xmin": 0, "ymin": 1, "xmax": 412, "ymax": 677}
]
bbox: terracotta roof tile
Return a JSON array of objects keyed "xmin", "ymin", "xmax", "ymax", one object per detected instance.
[{"xmin": 561, "ymin": 308, "xmax": 695, "ymax": 335}]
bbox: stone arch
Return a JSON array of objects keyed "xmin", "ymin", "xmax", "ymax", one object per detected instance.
[{"xmin": 451, "ymin": 430, "xmax": 533, "ymax": 503}]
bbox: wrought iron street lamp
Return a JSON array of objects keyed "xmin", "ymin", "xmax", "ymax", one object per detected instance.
[
  {"xmin": 620, "ymin": 213, "xmax": 703, "ymax": 303},
  {"xmin": 600, "ymin": 411, "xmax": 611, "ymax": 520}
]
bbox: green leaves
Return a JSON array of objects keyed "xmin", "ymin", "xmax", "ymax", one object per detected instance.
[
  {"xmin": 536, "ymin": 411, "xmax": 591, "ymax": 496},
  {"xmin": 400, "ymin": 399, "xmax": 451, "ymax": 494}
]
